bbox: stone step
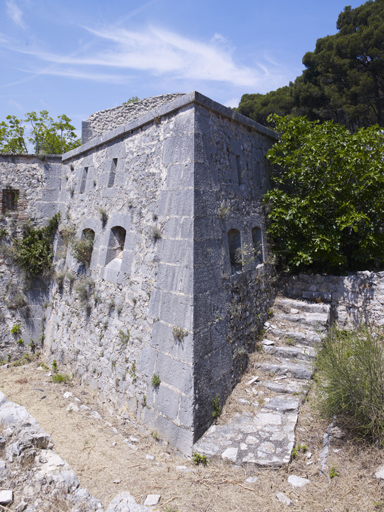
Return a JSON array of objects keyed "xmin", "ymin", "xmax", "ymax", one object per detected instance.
[
  {"xmin": 263, "ymin": 379, "xmax": 309, "ymax": 395},
  {"xmin": 194, "ymin": 395, "xmax": 300, "ymax": 467},
  {"xmin": 256, "ymin": 360, "xmax": 314, "ymax": 380},
  {"xmin": 269, "ymin": 327, "xmax": 324, "ymax": 346},
  {"xmin": 263, "ymin": 344, "xmax": 316, "ymax": 361},
  {"xmin": 272, "ymin": 311, "xmax": 328, "ymax": 331},
  {"xmin": 274, "ymin": 297, "xmax": 330, "ymax": 316}
]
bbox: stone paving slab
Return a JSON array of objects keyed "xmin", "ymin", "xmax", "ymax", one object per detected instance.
[{"xmin": 194, "ymin": 396, "xmax": 300, "ymax": 468}]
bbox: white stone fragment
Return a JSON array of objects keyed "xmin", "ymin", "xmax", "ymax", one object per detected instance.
[
  {"xmin": 246, "ymin": 476, "xmax": 258, "ymax": 483},
  {"xmin": 262, "ymin": 339, "xmax": 275, "ymax": 346},
  {"xmin": 288, "ymin": 475, "xmax": 310, "ymax": 488},
  {"xmin": 306, "ymin": 451, "xmax": 312, "ymax": 459},
  {"xmin": 0, "ymin": 490, "xmax": 13, "ymax": 505},
  {"xmin": 374, "ymin": 465, "xmax": 384, "ymax": 480},
  {"xmin": 276, "ymin": 492, "xmax": 292, "ymax": 506},
  {"xmin": 144, "ymin": 494, "xmax": 161, "ymax": 506},
  {"xmin": 247, "ymin": 376, "xmax": 260, "ymax": 386},
  {"xmin": 67, "ymin": 403, "xmax": 79, "ymax": 413},
  {"xmin": 129, "ymin": 435, "xmax": 139, "ymax": 443},
  {"xmin": 146, "ymin": 454, "xmax": 155, "ymax": 461},
  {"xmin": 113, "ymin": 479, "xmax": 120, "ymax": 484},
  {"xmin": 221, "ymin": 447, "xmax": 238, "ymax": 463}
]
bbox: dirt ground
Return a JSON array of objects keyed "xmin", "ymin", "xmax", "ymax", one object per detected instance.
[{"xmin": 1, "ymin": 356, "xmax": 384, "ymax": 512}]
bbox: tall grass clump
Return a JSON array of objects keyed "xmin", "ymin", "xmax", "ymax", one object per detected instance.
[{"xmin": 315, "ymin": 325, "xmax": 384, "ymax": 444}]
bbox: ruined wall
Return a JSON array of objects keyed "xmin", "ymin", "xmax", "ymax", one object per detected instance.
[
  {"xmin": 0, "ymin": 155, "xmax": 61, "ymax": 362},
  {"xmin": 82, "ymin": 94, "xmax": 185, "ymax": 143},
  {"xmin": 279, "ymin": 271, "xmax": 384, "ymax": 327},
  {"xmin": 192, "ymin": 101, "xmax": 277, "ymax": 439}
]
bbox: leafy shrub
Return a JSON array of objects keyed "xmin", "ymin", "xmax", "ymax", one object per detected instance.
[
  {"xmin": 70, "ymin": 231, "xmax": 94, "ymax": 266},
  {"xmin": 264, "ymin": 115, "xmax": 384, "ymax": 272},
  {"xmin": 13, "ymin": 213, "xmax": 60, "ymax": 276},
  {"xmin": 192, "ymin": 452, "xmax": 208, "ymax": 465},
  {"xmin": 315, "ymin": 325, "xmax": 384, "ymax": 444},
  {"xmin": 10, "ymin": 323, "xmax": 21, "ymax": 334},
  {"xmin": 151, "ymin": 373, "xmax": 161, "ymax": 388}
]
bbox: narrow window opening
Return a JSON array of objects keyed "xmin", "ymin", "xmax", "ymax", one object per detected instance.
[
  {"xmin": 252, "ymin": 227, "xmax": 263, "ymax": 264},
  {"xmin": 228, "ymin": 229, "xmax": 242, "ymax": 274},
  {"xmin": 80, "ymin": 167, "xmax": 88, "ymax": 194},
  {"xmin": 236, "ymin": 155, "xmax": 245, "ymax": 185},
  {"xmin": 2, "ymin": 189, "xmax": 19, "ymax": 214},
  {"xmin": 108, "ymin": 158, "xmax": 117, "ymax": 188},
  {"xmin": 106, "ymin": 226, "xmax": 126, "ymax": 266}
]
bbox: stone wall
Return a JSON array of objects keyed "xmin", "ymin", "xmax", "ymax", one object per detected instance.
[
  {"xmin": 192, "ymin": 101, "xmax": 276, "ymax": 439},
  {"xmin": 82, "ymin": 94, "xmax": 186, "ymax": 143},
  {"xmin": 45, "ymin": 92, "xmax": 278, "ymax": 452},
  {"xmin": 0, "ymin": 92, "xmax": 279, "ymax": 454},
  {"xmin": 0, "ymin": 155, "xmax": 61, "ymax": 362},
  {"xmin": 279, "ymin": 271, "xmax": 384, "ymax": 327}
]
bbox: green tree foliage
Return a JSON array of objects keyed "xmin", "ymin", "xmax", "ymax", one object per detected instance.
[
  {"xmin": 264, "ymin": 114, "xmax": 384, "ymax": 272},
  {"xmin": 238, "ymin": 0, "xmax": 384, "ymax": 131},
  {"xmin": 0, "ymin": 111, "xmax": 81, "ymax": 154}
]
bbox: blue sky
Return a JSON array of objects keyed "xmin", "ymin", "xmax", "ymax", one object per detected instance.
[{"xmin": 0, "ymin": 0, "xmax": 364, "ymax": 134}]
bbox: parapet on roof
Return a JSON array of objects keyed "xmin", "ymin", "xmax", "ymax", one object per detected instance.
[{"xmin": 82, "ymin": 93, "xmax": 186, "ymax": 143}]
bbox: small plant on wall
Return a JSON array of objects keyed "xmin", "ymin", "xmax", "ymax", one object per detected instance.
[
  {"xmin": 13, "ymin": 213, "xmax": 60, "ymax": 277},
  {"xmin": 70, "ymin": 230, "xmax": 94, "ymax": 266},
  {"xmin": 151, "ymin": 373, "xmax": 161, "ymax": 388}
]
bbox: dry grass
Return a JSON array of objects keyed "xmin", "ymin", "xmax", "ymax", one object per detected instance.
[{"xmin": 1, "ymin": 360, "xmax": 384, "ymax": 512}]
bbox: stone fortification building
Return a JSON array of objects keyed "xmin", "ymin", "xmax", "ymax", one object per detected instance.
[{"xmin": 0, "ymin": 92, "xmax": 277, "ymax": 453}]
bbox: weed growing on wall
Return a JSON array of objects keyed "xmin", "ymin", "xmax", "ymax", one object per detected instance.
[
  {"xmin": 315, "ymin": 325, "xmax": 384, "ymax": 444},
  {"xmin": 70, "ymin": 233, "xmax": 94, "ymax": 266},
  {"xmin": 13, "ymin": 213, "xmax": 60, "ymax": 277},
  {"xmin": 151, "ymin": 374, "xmax": 161, "ymax": 388}
]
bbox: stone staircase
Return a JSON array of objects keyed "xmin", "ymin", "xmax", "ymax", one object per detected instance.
[{"xmin": 194, "ymin": 296, "xmax": 330, "ymax": 467}]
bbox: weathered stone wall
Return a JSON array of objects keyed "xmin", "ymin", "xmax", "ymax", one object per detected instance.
[
  {"xmin": 82, "ymin": 94, "xmax": 186, "ymax": 143},
  {"xmin": 46, "ymin": 102, "xmax": 196, "ymax": 453},
  {"xmin": 279, "ymin": 271, "xmax": 384, "ymax": 327},
  {"xmin": 192, "ymin": 102, "xmax": 277, "ymax": 439},
  {"xmin": 0, "ymin": 92, "xmax": 279, "ymax": 454},
  {"xmin": 0, "ymin": 155, "xmax": 61, "ymax": 362}
]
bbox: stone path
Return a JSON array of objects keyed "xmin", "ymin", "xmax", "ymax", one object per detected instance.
[{"xmin": 194, "ymin": 296, "xmax": 330, "ymax": 467}]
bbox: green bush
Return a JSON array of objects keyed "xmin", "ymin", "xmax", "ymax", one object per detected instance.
[
  {"xmin": 13, "ymin": 213, "xmax": 60, "ymax": 276},
  {"xmin": 70, "ymin": 232, "xmax": 94, "ymax": 266},
  {"xmin": 264, "ymin": 115, "xmax": 384, "ymax": 273},
  {"xmin": 315, "ymin": 325, "xmax": 384, "ymax": 444}
]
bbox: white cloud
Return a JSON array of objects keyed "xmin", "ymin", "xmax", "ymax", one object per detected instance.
[
  {"xmin": 6, "ymin": 0, "xmax": 25, "ymax": 28},
  {"xmin": 7, "ymin": 25, "xmax": 291, "ymax": 89},
  {"xmin": 18, "ymin": 67, "xmax": 133, "ymax": 84}
]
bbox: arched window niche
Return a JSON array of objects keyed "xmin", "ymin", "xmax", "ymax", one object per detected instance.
[
  {"xmin": 228, "ymin": 229, "xmax": 242, "ymax": 274},
  {"xmin": 252, "ymin": 226, "xmax": 263, "ymax": 265},
  {"xmin": 105, "ymin": 226, "xmax": 126, "ymax": 270}
]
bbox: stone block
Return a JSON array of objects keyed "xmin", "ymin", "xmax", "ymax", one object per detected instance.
[
  {"xmin": 160, "ymin": 291, "xmax": 193, "ymax": 329},
  {"xmin": 179, "ymin": 394, "xmax": 194, "ymax": 428},
  {"xmin": 156, "ymin": 351, "xmax": 193, "ymax": 395},
  {"xmin": 154, "ymin": 385, "xmax": 180, "ymax": 420},
  {"xmin": 151, "ymin": 321, "xmax": 193, "ymax": 363},
  {"xmin": 157, "ymin": 264, "xmax": 193, "ymax": 295},
  {"xmin": 155, "ymin": 414, "xmax": 193, "ymax": 455},
  {"xmin": 163, "ymin": 133, "xmax": 194, "ymax": 167},
  {"xmin": 165, "ymin": 163, "xmax": 194, "ymax": 190},
  {"xmin": 137, "ymin": 345, "xmax": 157, "ymax": 377}
]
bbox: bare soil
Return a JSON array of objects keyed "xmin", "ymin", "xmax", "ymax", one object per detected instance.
[{"xmin": 1, "ymin": 357, "xmax": 384, "ymax": 512}]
